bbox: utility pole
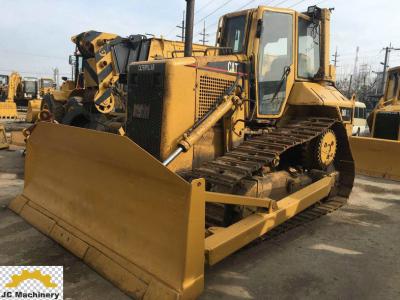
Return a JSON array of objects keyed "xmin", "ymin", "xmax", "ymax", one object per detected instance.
[
  {"xmin": 352, "ymin": 46, "xmax": 359, "ymax": 92},
  {"xmin": 380, "ymin": 44, "xmax": 400, "ymax": 94},
  {"xmin": 331, "ymin": 47, "xmax": 339, "ymax": 67},
  {"xmin": 176, "ymin": 10, "xmax": 186, "ymax": 42},
  {"xmin": 347, "ymin": 74, "xmax": 353, "ymax": 98},
  {"xmin": 199, "ymin": 21, "xmax": 209, "ymax": 45},
  {"xmin": 53, "ymin": 67, "xmax": 59, "ymax": 88}
]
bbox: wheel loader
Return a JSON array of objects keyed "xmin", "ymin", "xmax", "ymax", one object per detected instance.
[
  {"xmin": 350, "ymin": 66, "xmax": 400, "ymax": 181},
  {"xmin": 10, "ymin": 4, "xmax": 355, "ymax": 299},
  {"xmin": 38, "ymin": 31, "xmax": 208, "ymax": 131}
]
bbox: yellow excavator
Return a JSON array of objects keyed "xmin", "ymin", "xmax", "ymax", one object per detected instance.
[
  {"xmin": 11, "ymin": 4, "xmax": 355, "ymax": 299},
  {"xmin": 39, "ymin": 31, "xmax": 207, "ymax": 131},
  {"xmin": 0, "ymin": 72, "xmax": 22, "ymax": 120},
  {"xmin": 0, "ymin": 72, "xmax": 53, "ymax": 121},
  {"xmin": 350, "ymin": 66, "xmax": 400, "ymax": 181}
]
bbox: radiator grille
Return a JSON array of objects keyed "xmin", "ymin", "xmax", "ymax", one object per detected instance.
[
  {"xmin": 198, "ymin": 76, "xmax": 235, "ymax": 120},
  {"xmin": 373, "ymin": 111, "xmax": 400, "ymax": 140},
  {"xmin": 126, "ymin": 63, "xmax": 165, "ymax": 159}
]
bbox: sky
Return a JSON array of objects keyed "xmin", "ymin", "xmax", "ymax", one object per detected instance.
[{"xmin": 0, "ymin": 0, "xmax": 399, "ymax": 82}]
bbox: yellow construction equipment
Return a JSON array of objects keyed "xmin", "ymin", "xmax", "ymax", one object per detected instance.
[
  {"xmin": 11, "ymin": 4, "xmax": 355, "ymax": 299},
  {"xmin": 39, "ymin": 31, "xmax": 207, "ymax": 130},
  {"xmin": 350, "ymin": 66, "xmax": 400, "ymax": 181},
  {"xmin": 0, "ymin": 72, "xmax": 19, "ymax": 120},
  {"xmin": 0, "ymin": 72, "xmax": 49, "ymax": 121},
  {"xmin": 0, "ymin": 124, "xmax": 8, "ymax": 149},
  {"xmin": 26, "ymin": 78, "xmax": 55, "ymax": 122},
  {"xmin": 0, "ymin": 74, "xmax": 8, "ymax": 99}
]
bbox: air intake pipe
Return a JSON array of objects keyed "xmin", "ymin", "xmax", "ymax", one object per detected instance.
[{"xmin": 184, "ymin": 0, "xmax": 195, "ymax": 57}]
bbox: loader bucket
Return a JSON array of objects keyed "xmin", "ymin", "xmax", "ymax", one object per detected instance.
[
  {"xmin": 349, "ymin": 136, "xmax": 400, "ymax": 181},
  {"xmin": 0, "ymin": 102, "xmax": 18, "ymax": 120},
  {"xmin": 26, "ymin": 99, "xmax": 42, "ymax": 123},
  {"xmin": 9, "ymin": 122, "xmax": 205, "ymax": 299}
]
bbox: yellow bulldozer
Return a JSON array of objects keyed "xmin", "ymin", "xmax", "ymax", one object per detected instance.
[
  {"xmin": 11, "ymin": 4, "xmax": 355, "ymax": 299},
  {"xmin": 39, "ymin": 31, "xmax": 207, "ymax": 131},
  {"xmin": 350, "ymin": 66, "xmax": 400, "ymax": 181}
]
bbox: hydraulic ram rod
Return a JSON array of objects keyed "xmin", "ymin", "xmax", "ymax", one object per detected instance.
[{"xmin": 163, "ymin": 95, "xmax": 242, "ymax": 166}]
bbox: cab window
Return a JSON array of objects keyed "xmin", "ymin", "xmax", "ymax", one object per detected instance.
[
  {"xmin": 257, "ymin": 11, "xmax": 293, "ymax": 115},
  {"xmin": 355, "ymin": 107, "xmax": 366, "ymax": 119},
  {"xmin": 220, "ymin": 15, "xmax": 247, "ymax": 53},
  {"xmin": 298, "ymin": 17, "xmax": 321, "ymax": 78},
  {"xmin": 42, "ymin": 80, "xmax": 53, "ymax": 88},
  {"xmin": 386, "ymin": 72, "xmax": 399, "ymax": 100}
]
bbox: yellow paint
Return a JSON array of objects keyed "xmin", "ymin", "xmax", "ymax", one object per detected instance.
[
  {"xmin": 5, "ymin": 270, "xmax": 57, "ymax": 288},
  {"xmin": 351, "ymin": 66, "xmax": 400, "ymax": 180}
]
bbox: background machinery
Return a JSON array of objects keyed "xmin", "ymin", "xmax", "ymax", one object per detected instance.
[
  {"xmin": 0, "ymin": 74, "xmax": 8, "ymax": 99},
  {"xmin": 0, "ymin": 71, "xmax": 54, "ymax": 121},
  {"xmin": 350, "ymin": 66, "xmax": 400, "ymax": 180},
  {"xmin": 39, "ymin": 30, "xmax": 208, "ymax": 131},
  {"xmin": 26, "ymin": 77, "xmax": 55, "ymax": 122},
  {"xmin": 11, "ymin": 4, "xmax": 355, "ymax": 299},
  {"xmin": 0, "ymin": 72, "xmax": 21, "ymax": 119}
]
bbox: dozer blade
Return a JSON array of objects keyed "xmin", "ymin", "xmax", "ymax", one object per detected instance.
[
  {"xmin": 9, "ymin": 122, "xmax": 205, "ymax": 299},
  {"xmin": 26, "ymin": 99, "xmax": 42, "ymax": 123},
  {"xmin": 0, "ymin": 101, "xmax": 18, "ymax": 120},
  {"xmin": 349, "ymin": 136, "xmax": 400, "ymax": 181}
]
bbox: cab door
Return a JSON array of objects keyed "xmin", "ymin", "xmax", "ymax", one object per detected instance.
[{"xmin": 253, "ymin": 8, "xmax": 295, "ymax": 119}]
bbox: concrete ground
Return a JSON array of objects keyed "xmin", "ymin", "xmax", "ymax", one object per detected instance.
[{"xmin": 1, "ymin": 149, "xmax": 399, "ymax": 299}]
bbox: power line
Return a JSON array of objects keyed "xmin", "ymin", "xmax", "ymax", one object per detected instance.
[
  {"xmin": 165, "ymin": 0, "xmax": 236, "ymax": 38},
  {"xmin": 195, "ymin": 0, "xmax": 215, "ymax": 14},
  {"xmin": 0, "ymin": 68, "xmax": 69, "ymax": 77},
  {"xmin": 194, "ymin": 0, "xmax": 236, "ymax": 26},
  {"xmin": 0, "ymin": 50, "xmax": 65, "ymax": 60},
  {"xmin": 273, "ymin": 0, "xmax": 292, "ymax": 7},
  {"xmin": 203, "ymin": 0, "xmax": 258, "ymax": 32},
  {"xmin": 288, "ymin": 0, "xmax": 308, "ymax": 8}
]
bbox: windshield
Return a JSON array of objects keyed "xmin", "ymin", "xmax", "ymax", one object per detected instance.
[
  {"xmin": 220, "ymin": 15, "xmax": 246, "ymax": 53},
  {"xmin": 386, "ymin": 71, "xmax": 399, "ymax": 101},
  {"xmin": 258, "ymin": 11, "xmax": 293, "ymax": 115},
  {"xmin": 298, "ymin": 17, "xmax": 321, "ymax": 78},
  {"xmin": 0, "ymin": 75, "xmax": 8, "ymax": 85},
  {"xmin": 42, "ymin": 79, "xmax": 53, "ymax": 88},
  {"xmin": 24, "ymin": 81, "xmax": 36, "ymax": 93}
]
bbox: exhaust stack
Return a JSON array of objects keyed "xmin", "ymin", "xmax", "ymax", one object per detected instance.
[{"xmin": 184, "ymin": 0, "xmax": 195, "ymax": 57}]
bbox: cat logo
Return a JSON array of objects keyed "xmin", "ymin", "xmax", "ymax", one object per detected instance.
[
  {"xmin": 227, "ymin": 61, "xmax": 239, "ymax": 73},
  {"xmin": 138, "ymin": 64, "xmax": 155, "ymax": 71}
]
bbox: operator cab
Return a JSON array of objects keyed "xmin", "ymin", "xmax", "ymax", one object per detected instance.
[
  {"xmin": 217, "ymin": 6, "xmax": 340, "ymax": 120},
  {"xmin": 22, "ymin": 77, "xmax": 38, "ymax": 99}
]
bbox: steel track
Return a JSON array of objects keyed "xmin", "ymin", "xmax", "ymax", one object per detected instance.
[{"xmin": 187, "ymin": 117, "xmax": 355, "ymax": 237}]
